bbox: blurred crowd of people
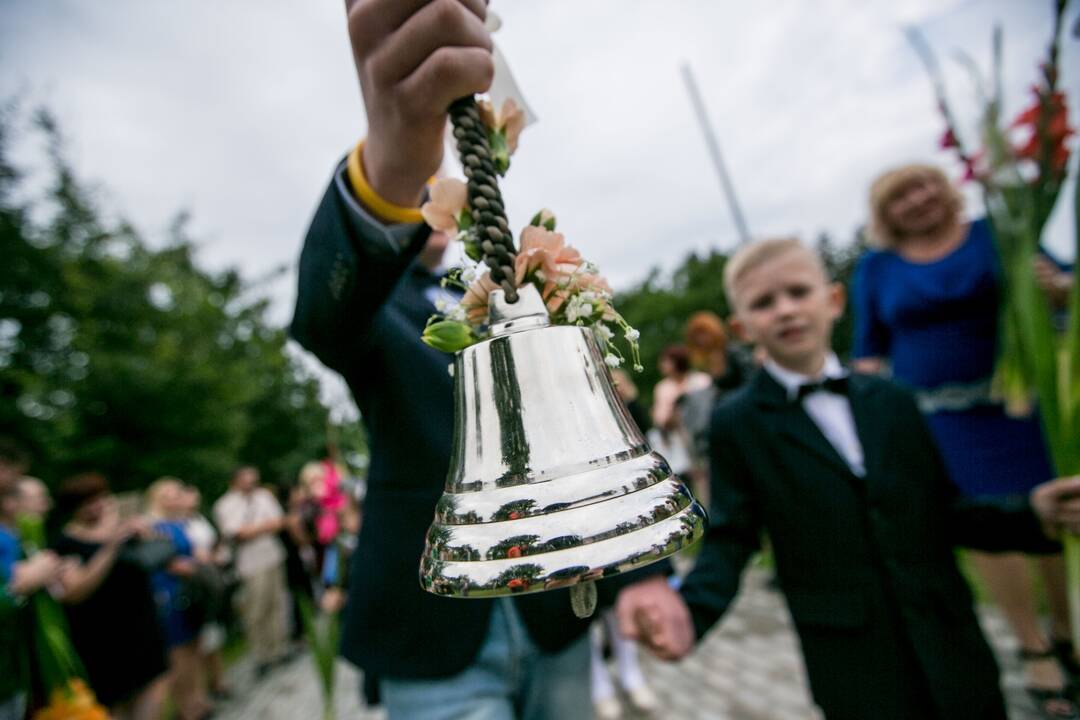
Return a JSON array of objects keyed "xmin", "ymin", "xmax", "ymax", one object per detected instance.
[{"xmin": 0, "ymin": 442, "xmax": 364, "ymax": 720}]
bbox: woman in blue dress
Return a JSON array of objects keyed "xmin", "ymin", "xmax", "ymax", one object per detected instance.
[
  {"xmin": 852, "ymin": 163, "xmax": 1076, "ymax": 718},
  {"xmin": 146, "ymin": 478, "xmax": 211, "ymax": 720}
]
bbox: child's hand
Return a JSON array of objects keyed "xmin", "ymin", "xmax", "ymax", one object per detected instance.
[
  {"xmin": 615, "ymin": 575, "xmax": 695, "ymax": 661},
  {"xmin": 347, "ymin": 0, "xmax": 494, "ymax": 208},
  {"xmin": 1030, "ymin": 476, "xmax": 1080, "ymax": 537}
]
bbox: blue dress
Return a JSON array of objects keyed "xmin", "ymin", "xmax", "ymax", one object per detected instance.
[
  {"xmin": 0, "ymin": 526, "xmax": 18, "ymax": 582},
  {"xmin": 152, "ymin": 520, "xmax": 198, "ymax": 648},
  {"xmin": 852, "ymin": 218, "xmax": 1055, "ymax": 497}
]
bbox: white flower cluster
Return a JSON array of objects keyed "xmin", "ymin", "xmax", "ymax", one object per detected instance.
[{"xmin": 434, "ymin": 297, "xmax": 467, "ymax": 323}]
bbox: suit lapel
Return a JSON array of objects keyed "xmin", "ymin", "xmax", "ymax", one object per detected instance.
[
  {"xmin": 846, "ymin": 374, "xmax": 883, "ymax": 483},
  {"xmin": 751, "ymin": 370, "xmax": 858, "ymax": 481}
]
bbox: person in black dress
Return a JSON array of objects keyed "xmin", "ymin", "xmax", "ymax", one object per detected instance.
[{"xmin": 53, "ymin": 474, "xmax": 169, "ymax": 720}]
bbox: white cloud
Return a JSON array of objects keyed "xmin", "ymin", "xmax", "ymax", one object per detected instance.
[{"xmin": 2, "ymin": 0, "xmax": 1076, "ymax": 414}]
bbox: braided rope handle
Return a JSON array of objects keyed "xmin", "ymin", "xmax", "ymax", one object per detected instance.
[{"xmin": 449, "ymin": 97, "xmax": 519, "ymax": 303}]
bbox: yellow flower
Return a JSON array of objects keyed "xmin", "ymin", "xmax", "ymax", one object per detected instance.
[
  {"xmin": 34, "ymin": 679, "xmax": 111, "ymax": 720},
  {"xmin": 420, "ymin": 178, "xmax": 468, "ymax": 233}
]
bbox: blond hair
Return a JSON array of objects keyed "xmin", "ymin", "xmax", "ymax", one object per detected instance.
[
  {"xmin": 723, "ymin": 238, "xmax": 826, "ymax": 309},
  {"xmin": 867, "ymin": 163, "xmax": 964, "ymax": 249},
  {"xmin": 298, "ymin": 461, "xmax": 325, "ymax": 490},
  {"xmin": 145, "ymin": 476, "xmax": 182, "ymax": 517}
]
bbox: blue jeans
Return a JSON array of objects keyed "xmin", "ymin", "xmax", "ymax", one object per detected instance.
[
  {"xmin": 380, "ymin": 599, "xmax": 591, "ymax": 720},
  {"xmin": 0, "ymin": 693, "xmax": 25, "ymax": 720}
]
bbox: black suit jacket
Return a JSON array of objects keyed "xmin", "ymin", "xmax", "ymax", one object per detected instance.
[
  {"xmin": 291, "ymin": 165, "xmax": 659, "ymax": 679},
  {"xmin": 680, "ymin": 369, "xmax": 1055, "ymax": 720}
]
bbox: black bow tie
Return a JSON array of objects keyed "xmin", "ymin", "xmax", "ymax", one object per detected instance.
[{"xmin": 795, "ymin": 375, "xmax": 850, "ymax": 402}]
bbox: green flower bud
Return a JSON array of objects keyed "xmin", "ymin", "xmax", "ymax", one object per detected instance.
[{"xmin": 422, "ymin": 320, "xmax": 477, "ymax": 353}]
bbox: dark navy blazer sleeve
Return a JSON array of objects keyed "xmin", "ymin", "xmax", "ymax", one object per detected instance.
[
  {"xmin": 289, "ymin": 159, "xmax": 431, "ymax": 373},
  {"xmin": 679, "ymin": 403, "xmax": 762, "ymax": 639}
]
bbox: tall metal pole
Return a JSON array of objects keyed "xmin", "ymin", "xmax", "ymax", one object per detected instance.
[{"xmin": 680, "ymin": 63, "xmax": 752, "ymax": 245}]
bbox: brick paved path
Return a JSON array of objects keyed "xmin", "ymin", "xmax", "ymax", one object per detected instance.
[{"xmin": 215, "ymin": 569, "xmax": 1041, "ymax": 720}]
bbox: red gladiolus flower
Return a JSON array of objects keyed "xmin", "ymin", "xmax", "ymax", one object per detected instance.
[
  {"xmin": 960, "ymin": 149, "xmax": 987, "ymax": 184},
  {"xmin": 939, "ymin": 127, "xmax": 959, "ymax": 149},
  {"xmin": 1010, "ymin": 88, "xmax": 1074, "ymax": 174}
]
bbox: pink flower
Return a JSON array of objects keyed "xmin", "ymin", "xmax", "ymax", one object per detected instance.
[
  {"xmin": 460, "ymin": 272, "xmax": 500, "ymax": 325},
  {"xmin": 573, "ymin": 273, "xmax": 613, "ymax": 295},
  {"xmin": 514, "ymin": 226, "xmax": 582, "ymax": 286},
  {"xmin": 477, "ymin": 98, "xmax": 526, "ymax": 154},
  {"xmin": 421, "ymin": 178, "xmax": 468, "ymax": 233}
]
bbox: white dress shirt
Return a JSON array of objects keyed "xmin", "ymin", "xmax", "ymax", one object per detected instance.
[
  {"xmin": 763, "ymin": 353, "xmax": 866, "ymax": 477},
  {"xmin": 213, "ymin": 487, "xmax": 285, "ymax": 579}
]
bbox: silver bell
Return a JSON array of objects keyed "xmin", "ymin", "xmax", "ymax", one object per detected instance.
[{"xmin": 419, "ymin": 284, "xmax": 707, "ymax": 611}]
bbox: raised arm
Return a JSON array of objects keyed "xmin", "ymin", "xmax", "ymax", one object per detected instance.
[{"xmin": 290, "ymin": 0, "xmax": 495, "ymax": 373}]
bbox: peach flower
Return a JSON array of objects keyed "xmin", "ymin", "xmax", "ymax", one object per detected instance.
[
  {"xmin": 460, "ymin": 272, "xmax": 500, "ymax": 325},
  {"xmin": 420, "ymin": 178, "xmax": 468, "ymax": 233},
  {"xmin": 477, "ymin": 98, "xmax": 526, "ymax": 154},
  {"xmin": 514, "ymin": 226, "xmax": 582, "ymax": 287}
]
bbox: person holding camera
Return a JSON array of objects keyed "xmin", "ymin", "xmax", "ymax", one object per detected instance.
[
  {"xmin": 53, "ymin": 473, "xmax": 169, "ymax": 720},
  {"xmin": 212, "ymin": 465, "xmax": 288, "ymax": 678}
]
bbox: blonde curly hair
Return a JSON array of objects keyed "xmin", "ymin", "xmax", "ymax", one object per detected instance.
[{"xmin": 867, "ymin": 163, "xmax": 964, "ymax": 249}]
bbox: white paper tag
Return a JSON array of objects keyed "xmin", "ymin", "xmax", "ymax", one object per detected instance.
[{"xmin": 486, "ymin": 11, "xmax": 538, "ymax": 126}]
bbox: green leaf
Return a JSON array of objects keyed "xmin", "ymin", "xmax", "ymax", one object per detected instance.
[
  {"xmin": 489, "ymin": 130, "xmax": 510, "ymax": 176},
  {"xmin": 457, "ymin": 209, "xmax": 474, "ymax": 231}
]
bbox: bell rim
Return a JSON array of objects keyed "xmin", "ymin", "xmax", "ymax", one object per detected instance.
[{"xmin": 418, "ymin": 500, "xmax": 707, "ymax": 599}]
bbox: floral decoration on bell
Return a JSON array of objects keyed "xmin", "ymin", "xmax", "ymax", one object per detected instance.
[{"xmin": 419, "ymin": 98, "xmax": 643, "ymax": 372}]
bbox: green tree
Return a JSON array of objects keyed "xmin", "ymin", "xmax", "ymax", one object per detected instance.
[
  {"xmin": 615, "ymin": 250, "xmax": 731, "ymax": 405},
  {"xmin": 0, "ymin": 109, "xmax": 362, "ymax": 499}
]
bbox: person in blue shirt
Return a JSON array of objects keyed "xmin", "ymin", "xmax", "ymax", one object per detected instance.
[
  {"xmin": 0, "ymin": 442, "xmax": 63, "ymax": 720},
  {"xmin": 852, "ymin": 162, "xmax": 1077, "ymax": 718},
  {"xmin": 145, "ymin": 477, "xmax": 208, "ymax": 720}
]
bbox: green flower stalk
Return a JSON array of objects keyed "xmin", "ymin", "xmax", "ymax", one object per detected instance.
[
  {"xmin": 298, "ymin": 595, "xmax": 341, "ymax": 720},
  {"xmin": 15, "ymin": 515, "xmax": 91, "ymax": 704},
  {"xmin": 911, "ymin": 0, "xmax": 1080, "ymax": 647}
]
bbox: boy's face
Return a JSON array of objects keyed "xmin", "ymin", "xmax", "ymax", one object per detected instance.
[{"xmin": 730, "ymin": 249, "xmax": 844, "ymax": 375}]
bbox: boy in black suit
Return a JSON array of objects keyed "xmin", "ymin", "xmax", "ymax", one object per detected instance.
[{"xmin": 617, "ymin": 238, "xmax": 1080, "ymax": 719}]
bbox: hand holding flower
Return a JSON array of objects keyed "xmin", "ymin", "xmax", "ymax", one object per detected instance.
[{"xmin": 1031, "ymin": 476, "xmax": 1080, "ymax": 538}]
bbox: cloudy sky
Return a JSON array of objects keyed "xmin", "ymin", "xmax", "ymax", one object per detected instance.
[{"xmin": 2, "ymin": 0, "xmax": 1077, "ymax": 413}]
